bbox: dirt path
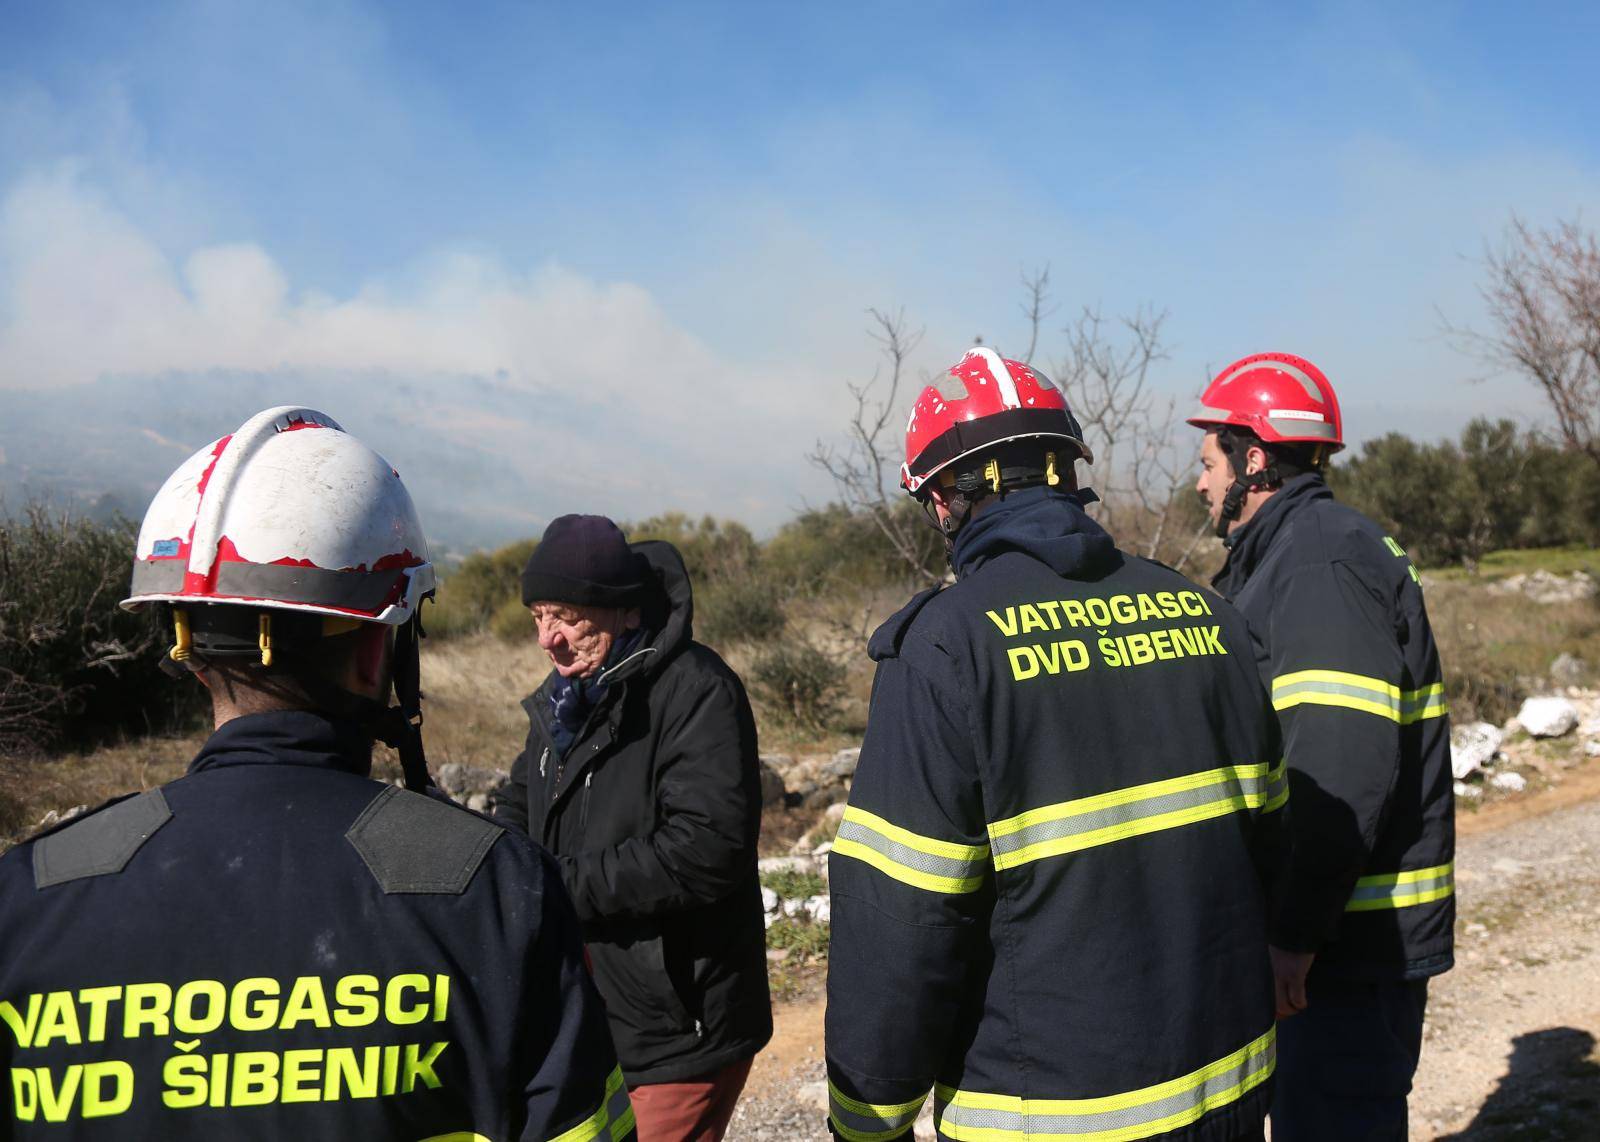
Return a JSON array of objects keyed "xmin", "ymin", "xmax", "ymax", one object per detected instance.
[
  {"xmin": 730, "ymin": 780, "xmax": 1600, "ymax": 1141},
  {"xmin": 1411, "ymin": 794, "xmax": 1600, "ymax": 1139}
]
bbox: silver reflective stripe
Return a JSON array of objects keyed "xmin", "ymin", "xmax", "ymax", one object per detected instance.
[
  {"xmin": 604, "ymin": 1078, "xmax": 634, "ymax": 1139},
  {"xmin": 832, "ymin": 807, "xmax": 989, "ymax": 894},
  {"xmin": 1346, "ymin": 861, "xmax": 1455, "ymax": 912},
  {"xmin": 934, "ymin": 1028, "xmax": 1274, "ymax": 1141},
  {"xmin": 1403, "ymin": 684, "xmax": 1448, "ymax": 723},
  {"xmin": 1215, "ymin": 358, "xmax": 1324, "ymax": 403},
  {"xmin": 1272, "ymin": 675, "xmax": 1400, "ymax": 719},
  {"xmin": 987, "ymin": 763, "xmax": 1273, "ymax": 873},
  {"xmin": 1263, "ymin": 762, "xmax": 1289, "ymax": 813},
  {"xmin": 130, "ymin": 557, "xmax": 409, "ymax": 612},
  {"xmin": 1272, "ymin": 671, "xmax": 1449, "ymax": 725},
  {"xmin": 1266, "ymin": 415, "xmax": 1338, "ymax": 439},
  {"xmin": 828, "ymin": 1081, "xmax": 926, "ymax": 1142}
]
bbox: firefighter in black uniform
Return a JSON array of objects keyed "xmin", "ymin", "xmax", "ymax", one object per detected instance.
[
  {"xmin": 0, "ymin": 407, "xmax": 632, "ymax": 1141},
  {"xmin": 825, "ymin": 349, "xmax": 1288, "ymax": 1142},
  {"xmin": 1190, "ymin": 354, "xmax": 1454, "ymax": 1142}
]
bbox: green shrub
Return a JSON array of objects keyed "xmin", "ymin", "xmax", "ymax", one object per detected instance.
[
  {"xmin": 623, "ymin": 514, "xmax": 791, "ymax": 647},
  {"xmin": 697, "ymin": 574, "xmax": 786, "ymax": 646},
  {"xmin": 488, "ymin": 596, "xmax": 534, "ymax": 643},
  {"xmin": 0, "ymin": 506, "xmax": 204, "ymax": 755},
  {"xmin": 1334, "ymin": 419, "xmax": 1600, "ymax": 567},
  {"xmin": 760, "ymin": 869, "xmax": 827, "ymax": 900},
  {"xmin": 428, "ymin": 538, "xmax": 537, "ymax": 639},
  {"xmin": 766, "ymin": 503, "xmax": 943, "ymax": 594},
  {"xmin": 748, "ymin": 641, "xmax": 844, "ymax": 732},
  {"xmin": 765, "ymin": 916, "xmax": 830, "ymax": 959}
]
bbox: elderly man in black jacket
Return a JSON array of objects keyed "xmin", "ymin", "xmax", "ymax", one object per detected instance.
[{"xmin": 493, "ymin": 514, "xmax": 772, "ymax": 1142}]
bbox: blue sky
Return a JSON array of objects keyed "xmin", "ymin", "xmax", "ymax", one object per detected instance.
[{"xmin": 3, "ymin": 1, "xmax": 1598, "ymax": 532}]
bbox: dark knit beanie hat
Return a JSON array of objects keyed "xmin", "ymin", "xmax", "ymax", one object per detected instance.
[{"xmin": 520, "ymin": 515, "xmax": 647, "ymax": 608}]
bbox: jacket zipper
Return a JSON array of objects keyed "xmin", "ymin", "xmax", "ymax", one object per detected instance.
[{"xmin": 580, "ymin": 771, "xmax": 593, "ymax": 830}]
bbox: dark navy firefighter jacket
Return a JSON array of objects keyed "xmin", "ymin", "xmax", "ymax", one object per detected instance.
[
  {"xmin": 1213, "ymin": 473, "xmax": 1455, "ymax": 980},
  {"xmin": 0, "ymin": 710, "xmax": 633, "ymax": 1142},
  {"xmin": 825, "ymin": 488, "xmax": 1288, "ymax": 1142}
]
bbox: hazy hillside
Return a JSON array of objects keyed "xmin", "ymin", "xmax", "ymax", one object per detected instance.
[{"xmin": 4, "ymin": 370, "xmax": 813, "ymax": 549}]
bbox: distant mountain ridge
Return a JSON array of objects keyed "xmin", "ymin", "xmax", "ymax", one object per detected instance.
[{"xmin": 3, "ymin": 370, "xmax": 671, "ymax": 551}]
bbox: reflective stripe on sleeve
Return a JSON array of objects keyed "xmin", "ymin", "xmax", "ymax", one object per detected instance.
[
  {"xmin": 933, "ymin": 1027, "xmax": 1275, "ymax": 1141},
  {"xmin": 1402, "ymin": 682, "xmax": 1449, "ymax": 723},
  {"xmin": 828, "ymin": 1080, "xmax": 928, "ymax": 1142},
  {"xmin": 987, "ymin": 763, "xmax": 1276, "ymax": 872},
  {"xmin": 1346, "ymin": 861, "xmax": 1455, "ymax": 912},
  {"xmin": 1263, "ymin": 759, "xmax": 1289, "ymax": 814},
  {"xmin": 549, "ymin": 1065, "xmax": 635, "ymax": 1142},
  {"xmin": 1271, "ymin": 670, "xmax": 1449, "ymax": 724},
  {"xmin": 832, "ymin": 806, "xmax": 990, "ymax": 894}
]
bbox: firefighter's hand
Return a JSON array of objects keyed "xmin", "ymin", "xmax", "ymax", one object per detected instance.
[{"xmin": 1269, "ymin": 945, "xmax": 1315, "ymax": 1018}]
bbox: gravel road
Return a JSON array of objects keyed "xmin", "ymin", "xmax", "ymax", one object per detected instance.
[{"xmin": 728, "ymin": 793, "xmax": 1600, "ymax": 1141}]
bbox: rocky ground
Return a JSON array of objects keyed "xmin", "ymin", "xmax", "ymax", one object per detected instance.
[
  {"xmin": 728, "ymin": 738, "xmax": 1600, "ymax": 1142},
  {"xmin": 1411, "ymin": 789, "xmax": 1600, "ymax": 1140}
]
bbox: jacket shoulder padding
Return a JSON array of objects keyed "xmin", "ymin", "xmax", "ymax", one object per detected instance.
[
  {"xmin": 345, "ymin": 786, "xmax": 505, "ymax": 894},
  {"xmin": 32, "ymin": 789, "xmax": 173, "ymax": 889}
]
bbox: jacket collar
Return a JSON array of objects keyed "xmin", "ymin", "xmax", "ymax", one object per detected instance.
[
  {"xmin": 188, "ymin": 709, "xmax": 374, "ymax": 777},
  {"xmin": 950, "ymin": 486, "xmax": 1119, "ymax": 581},
  {"xmin": 1212, "ymin": 473, "xmax": 1332, "ymax": 595}
]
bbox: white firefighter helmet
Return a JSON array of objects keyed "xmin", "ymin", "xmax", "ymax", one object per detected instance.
[{"xmin": 122, "ymin": 406, "xmax": 435, "ymax": 625}]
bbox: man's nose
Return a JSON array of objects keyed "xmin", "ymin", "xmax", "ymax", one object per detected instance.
[{"xmin": 537, "ymin": 624, "xmax": 564, "ymax": 651}]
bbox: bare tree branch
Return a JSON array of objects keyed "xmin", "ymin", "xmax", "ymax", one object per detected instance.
[
  {"xmin": 1018, "ymin": 266, "xmax": 1057, "ymax": 366},
  {"xmin": 1449, "ymin": 215, "xmax": 1600, "ymax": 472},
  {"xmin": 808, "ymin": 309, "xmax": 944, "ymax": 584}
]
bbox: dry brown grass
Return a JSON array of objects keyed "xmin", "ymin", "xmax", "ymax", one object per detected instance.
[
  {"xmin": 11, "ymin": 570, "xmax": 1590, "ymax": 849},
  {"xmin": 412, "ymin": 632, "xmax": 548, "ymax": 769},
  {"xmin": 1, "ymin": 731, "xmax": 203, "ymax": 844},
  {"xmin": 1425, "ymin": 581, "xmax": 1600, "ymax": 723}
]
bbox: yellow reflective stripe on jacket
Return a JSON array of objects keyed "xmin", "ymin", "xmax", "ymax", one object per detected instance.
[
  {"xmin": 1346, "ymin": 861, "xmax": 1455, "ymax": 912},
  {"xmin": 549, "ymin": 1065, "xmax": 635, "ymax": 1142},
  {"xmin": 1263, "ymin": 759, "xmax": 1289, "ymax": 814},
  {"xmin": 1271, "ymin": 670, "xmax": 1448, "ymax": 724},
  {"xmin": 933, "ymin": 1028, "xmax": 1274, "ymax": 1141},
  {"xmin": 418, "ymin": 1134, "xmax": 494, "ymax": 1141},
  {"xmin": 833, "ymin": 806, "xmax": 990, "ymax": 894},
  {"xmin": 987, "ymin": 763, "xmax": 1276, "ymax": 872},
  {"xmin": 828, "ymin": 1080, "xmax": 928, "ymax": 1142},
  {"xmin": 1402, "ymin": 682, "xmax": 1448, "ymax": 723}
]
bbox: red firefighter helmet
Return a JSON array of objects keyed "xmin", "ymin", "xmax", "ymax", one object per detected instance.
[
  {"xmin": 1187, "ymin": 352, "xmax": 1344, "ymax": 451},
  {"xmin": 901, "ymin": 347, "xmax": 1092, "ymax": 497}
]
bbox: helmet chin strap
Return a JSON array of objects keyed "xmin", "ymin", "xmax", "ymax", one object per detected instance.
[
  {"xmin": 227, "ymin": 611, "xmax": 434, "ymax": 794},
  {"xmin": 380, "ymin": 612, "xmax": 431, "ymax": 793},
  {"xmin": 1215, "ymin": 464, "xmax": 1281, "ymax": 538}
]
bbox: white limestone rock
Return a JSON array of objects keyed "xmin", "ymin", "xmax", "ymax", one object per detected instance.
[
  {"xmin": 1450, "ymin": 722, "xmax": 1503, "ymax": 779},
  {"xmin": 1516, "ymin": 697, "xmax": 1580, "ymax": 739}
]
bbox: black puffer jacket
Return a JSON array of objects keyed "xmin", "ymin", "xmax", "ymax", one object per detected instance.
[{"xmin": 493, "ymin": 541, "xmax": 773, "ymax": 1085}]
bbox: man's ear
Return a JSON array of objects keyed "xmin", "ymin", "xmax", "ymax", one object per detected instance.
[
  {"xmin": 1245, "ymin": 444, "xmax": 1271, "ymax": 478},
  {"xmin": 623, "ymin": 607, "xmax": 642, "ymax": 632}
]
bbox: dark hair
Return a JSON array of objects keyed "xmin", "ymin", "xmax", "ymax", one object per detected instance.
[{"xmin": 1215, "ymin": 428, "xmax": 1324, "ymax": 482}]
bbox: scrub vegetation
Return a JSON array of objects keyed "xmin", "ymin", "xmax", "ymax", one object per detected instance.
[
  {"xmin": 0, "ymin": 508, "xmax": 200, "ymax": 755},
  {"xmin": 2, "ymin": 415, "xmax": 1598, "ymax": 839}
]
